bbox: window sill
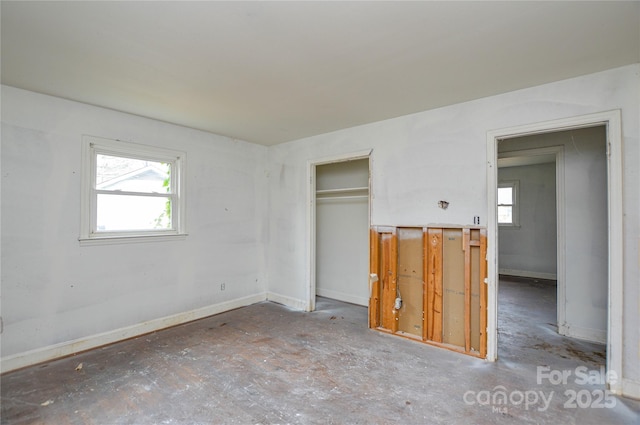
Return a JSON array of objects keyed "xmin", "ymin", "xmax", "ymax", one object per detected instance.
[{"xmin": 79, "ymin": 233, "xmax": 188, "ymax": 246}]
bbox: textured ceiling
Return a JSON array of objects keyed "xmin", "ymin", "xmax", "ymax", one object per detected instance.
[{"xmin": 2, "ymin": 1, "xmax": 639, "ymax": 146}]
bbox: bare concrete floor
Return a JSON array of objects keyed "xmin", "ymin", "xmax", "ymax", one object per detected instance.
[{"xmin": 1, "ymin": 279, "xmax": 639, "ymax": 424}]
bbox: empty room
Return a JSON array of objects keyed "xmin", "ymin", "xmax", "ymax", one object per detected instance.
[{"xmin": 1, "ymin": 1, "xmax": 639, "ymax": 424}]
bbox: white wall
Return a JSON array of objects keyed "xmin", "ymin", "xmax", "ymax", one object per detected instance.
[
  {"xmin": 1, "ymin": 86, "xmax": 269, "ymax": 369},
  {"xmin": 267, "ymin": 65, "xmax": 640, "ymax": 397},
  {"xmin": 2, "ymin": 64, "xmax": 639, "ymax": 399},
  {"xmin": 316, "ymin": 198, "xmax": 369, "ymax": 305},
  {"xmin": 499, "ymin": 162, "xmax": 557, "ymax": 279}
]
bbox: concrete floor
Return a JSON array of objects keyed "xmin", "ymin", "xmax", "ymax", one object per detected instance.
[{"xmin": 1, "ymin": 277, "xmax": 639, "ymax": 424}]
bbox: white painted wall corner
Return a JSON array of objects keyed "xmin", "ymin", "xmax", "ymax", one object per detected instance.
[
  {"xmin": 316, "ymin": 289, "xmax": 368, "ymax": 307},
  {"xmin": 621, "ymin": 378, "xmax": 640, "ymax": 400},
  {"xmin": 558, "ymin": 323, "xmax": 607, "ymax": 345},
  {"xmin": 266, "ymin": 292, "xmax": 308, "ymax": 311}
]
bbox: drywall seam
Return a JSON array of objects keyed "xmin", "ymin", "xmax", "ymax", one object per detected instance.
[{"xmin": 0, "ymin": 293, "xmax": 267, "ymax": 374}]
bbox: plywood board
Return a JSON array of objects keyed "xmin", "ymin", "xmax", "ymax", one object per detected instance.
[
  {"xmin": 426, "ymin": 228, "xmax": 443, "ymax": 342},
  {"xmin": 442, "ymin": 229, "xmax": 465, "ymax": 348},
  {"xmin": 464, "ymin": 229, "xmax": 471, "ymax": 352},
  {"xmin": 397, "ymin": 228, "xmax": 424, "ymax": 337},
  {"xmin": 380, "ymin": 232, "xmax": 398, "ymax": 332},
  {"xmin": 371, "ymin": 226, "xmax": 487, "ymax": 358},
  {"xmin": 470, "ymin": 229, "xmax": 481, "ymax": 352},
  {"xmin": 369, "ymin": 228, "xmax": 380, "ymax": 329},
  {"xmin": 480, "ymin": 229, "xmax": 488, "ymax": 358}
]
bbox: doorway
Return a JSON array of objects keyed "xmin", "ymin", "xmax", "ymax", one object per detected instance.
[
  {"xmin": 497, "ymin": 146, "xmax": 562, "ymax": 334},
  {"xmin": 497, "ymin": 137, "xmax": 608, "ymax": 368},
  {"xmin": 486, "ymin": 111, "xmax": 623, "ymax": 394},
  {"xmin": 307, "ymin": 151, "xmax": 371, "ymax": 313}
]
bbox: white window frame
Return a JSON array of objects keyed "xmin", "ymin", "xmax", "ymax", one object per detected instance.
[
  {"xmin": 80, "ymin": 135, "xmax": 187, "ymax": 245},
  {"xmin": 497, "ymin": 180, "xmax": 519, "ymax": 227}
]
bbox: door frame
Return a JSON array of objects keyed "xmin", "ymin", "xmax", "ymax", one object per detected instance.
[
  {"xmin": 486, "ymin": 110, "xmax": 623, "ymax": 394},
  {"xmin": 306, "ymin": 149, "xmax": 372, "ymax": 312}
]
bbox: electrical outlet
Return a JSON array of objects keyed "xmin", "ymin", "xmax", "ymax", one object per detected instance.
[{"xmin": 221, "ymin": 283, "xmax": 225, "ymax": 291}]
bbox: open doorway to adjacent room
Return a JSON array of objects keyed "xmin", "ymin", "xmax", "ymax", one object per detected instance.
[{"xmin": 495, "ymin": 125, "xmax": 609, "ymax": 372}]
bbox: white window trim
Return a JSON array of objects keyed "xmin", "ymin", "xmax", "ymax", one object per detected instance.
[
  {"xmin": 497, "ymin": 180, "xmax": 519, "ymax": 227},
  {"xmin": 80, "ymin": 135, "xmax": 187, "ymax": 245}
]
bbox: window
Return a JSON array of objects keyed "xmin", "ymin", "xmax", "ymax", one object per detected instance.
[
  {"xmin": 80, "ymin": 136, "xmax": 186, "ymax": 244},
  {"xmin": 498, "ymin": 181, "xmax": 519, "ymax": 226}
]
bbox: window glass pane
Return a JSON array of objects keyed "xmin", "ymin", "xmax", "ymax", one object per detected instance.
[
  {"xmin": 96, "ymin": 154, "xmax": 170, "ymax": 194},
  {"xmin": 497, "ymin": 187, "xmax": 513, "ymax": 205},
  {"xmin": 96, "ymin": 194, "xmax": 172, "ymax": 231},
  {"xmin": 498, "ymin": 206, "xmax": 513, "ymax": 224}
]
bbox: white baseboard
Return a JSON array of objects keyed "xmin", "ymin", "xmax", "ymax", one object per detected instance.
[
  {"xmin": 1, "ymin": 293, "xmax": 267, "ymax": 374},
  {"xmin": 622, "ymin": 378, "xmax": 640, "ymax": 400},
  {"xmin": 266, "ymin": 292, "xmax": 308, "ymax": 311},
  {"xmin": 558, "ymin": 322, "xmax": 607, "ymax": 345},
  {"xmin": 499, "ymin": 268, "xmax": 557, "ymax": 280},
  {"xmin": 316, "ymin": 288, "xmax": 368, "ymax": 307}
]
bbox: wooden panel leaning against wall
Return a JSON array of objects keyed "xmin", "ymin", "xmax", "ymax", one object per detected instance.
[{"xmin": 369, "ymin": 226, "xmax": 487, "ymax": 359}]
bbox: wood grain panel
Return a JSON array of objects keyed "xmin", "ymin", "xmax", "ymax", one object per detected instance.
[
  {"xmin": 426, "ymin": 228, "xmax": 443, "ymax": 342},
  {"xmin": 397, "ymin": 228, "xmax": 424, "ymax": 337},
  {"xmin": 369, "ymin": 228, "xmax": 380, "ymax": 329}
]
